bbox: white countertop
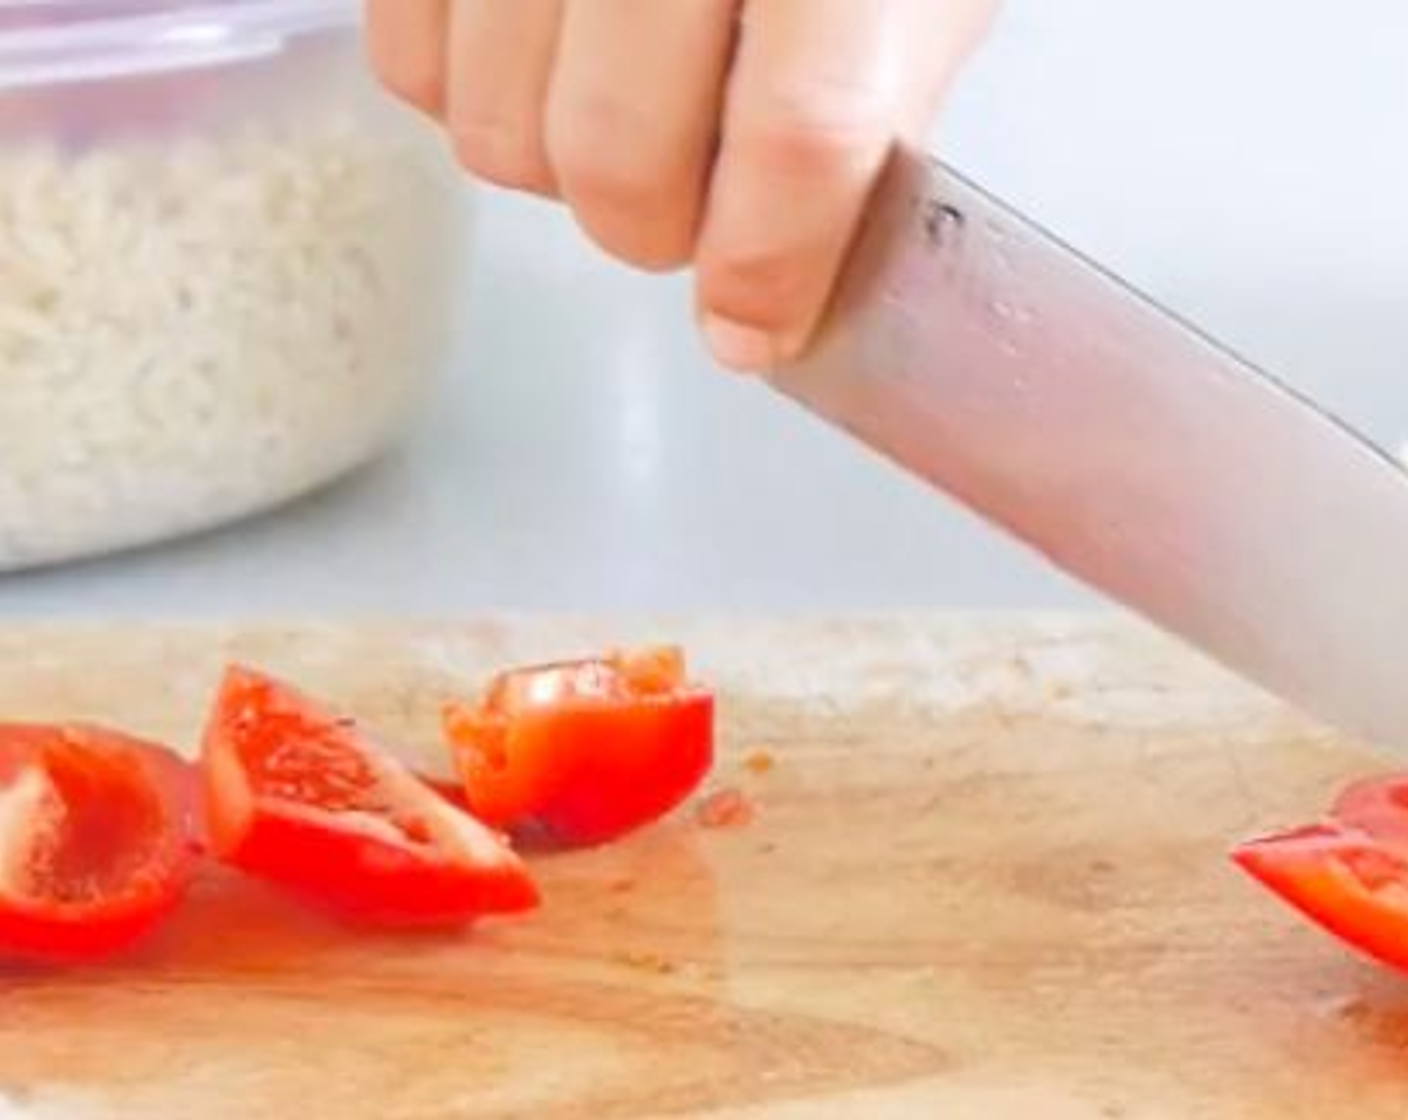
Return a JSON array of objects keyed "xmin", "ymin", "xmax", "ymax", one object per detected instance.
[{"xmin": 3, "ymin": 0, "xmax": 1406, "ymax": 617}]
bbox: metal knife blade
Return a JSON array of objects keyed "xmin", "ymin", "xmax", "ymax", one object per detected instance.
[{"xmin": 769, "ymin": 144, "xmax": 1408, "ymax": 749}]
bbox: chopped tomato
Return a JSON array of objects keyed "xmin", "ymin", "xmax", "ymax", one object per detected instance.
[
  {"xmin": 1331, "ymin": 774, "xmax": 1408, "ymax": 848},
  {"xmin": 418, "ymin": 773, "xmax": 471, "ymax": 810},
  {"xmin": 1233, "ymin": 772, "xmax": 1408, "ymax": 972},
  {"xmin": 0, "ymin": 725, "xmax": 198, "ymax": 963},
  {"xmin": 203, "ymin": 666, "xmax": 538, "ymax": 927},
  {"xmin": 441, "ymin": 646, "xmax": 714, "ymax": 847}
]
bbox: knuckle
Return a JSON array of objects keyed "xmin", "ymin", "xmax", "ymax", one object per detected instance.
[
  {"xmin": 451, "ymin": 125, "xmax": 552, "ymax": 193},
  {"xmin": 549, "ymin": 88, "xmax": 650, "ymax": 163},
  {"xmin": 732, "ymin": 81, "xmax": 892, "ymax": 178},
  {"xmin": 543, "ymin": 92, "xmax": 670, "ymax": 208},
  {"xmin": 554, "ymin": 144, "xmax": 655, "ymax": 213},
  {"xmin": 567, "ymin": 178, "xmax": 696, "ymax": 272},
  {"xmin": 548, "ymin": 103, "xmax": 657, "ymax": 207},
  {"xmin": 548, "ymin": 114, "xmax": 697, "ymax": 270},
  {"xmin": 698, "ymin": 244, "xmax": 812, "ymax": 332}
]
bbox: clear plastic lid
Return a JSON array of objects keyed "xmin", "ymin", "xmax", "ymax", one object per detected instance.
[{"xmin": 0, "ymin": 0, "xmax": 357, "ymax": 89}]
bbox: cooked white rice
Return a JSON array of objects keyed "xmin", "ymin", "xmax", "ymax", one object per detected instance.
[{"xmin": 0, "ymin": 113, "xmax": 457, "ymax": 569}]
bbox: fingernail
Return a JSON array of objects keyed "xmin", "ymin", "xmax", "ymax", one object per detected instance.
[{"xmin": 703, "ymin": 315, "xmax": 776, "ymax": 374}]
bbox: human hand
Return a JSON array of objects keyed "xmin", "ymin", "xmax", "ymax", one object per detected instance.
[{"xmin": 367, "ymin": 1, "xmax": 996, "ymax": 371}]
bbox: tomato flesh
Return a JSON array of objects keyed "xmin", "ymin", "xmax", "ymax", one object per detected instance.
[
  {"xmin": 442, "ymin": 646, "xmax": 714, "ymax": 847},
  {"xmin": 0, "ymin": 725, "xmax": 197, "ymax": 963},
  {"xmin": 204, "ymin": 666, "xmax": 538, "ymax": 927},
  {"xmin": 1233, "ymin": 771, "xmax": 1408, "ymax": 972},
  {"xmin": 1331, "ymin": 774, "xmax": 1408, "ymax": 849}
]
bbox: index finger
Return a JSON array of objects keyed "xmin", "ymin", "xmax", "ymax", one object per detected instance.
[{"xmin": 696, "ymin": 0, "xmax": 988, "ymax": 372}]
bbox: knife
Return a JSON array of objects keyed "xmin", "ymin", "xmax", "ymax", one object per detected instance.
[{"xmin": 769, "ymin": 144, "xmax": 1408, "ymax": 750}]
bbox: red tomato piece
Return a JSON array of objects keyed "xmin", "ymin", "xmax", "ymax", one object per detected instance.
[
  {"xmin": 1331, "ymin": 773, "xmax": 1408, "ymax": 850},
  {"xmin": 1233, "ymin": 820, "xmax": 1408, "ymax": 972},
  {"xmin": 442, "ymin": 646, "xmax": 714, "ymax": 847},
  {"xmin": 418, "ymin": 773, "xmax": 471, "ymax": 810},
  {"xmin": 203, "ymin": 666, "xmax": 538, "ymax": 927},
  {"xmin": 0, "ymin": 724, "xmax": 198, "ymax": 963},
  {"xmin": 1231, "ymin": 771, "xmax": 1408, "ymax": 972}
]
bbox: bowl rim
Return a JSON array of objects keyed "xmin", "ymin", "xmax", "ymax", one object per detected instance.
[{"xmin": 0, "ymin": 0, "xmax": 357, "ymax": 90}]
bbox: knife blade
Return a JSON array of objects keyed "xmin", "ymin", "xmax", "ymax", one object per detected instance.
[{"xmin": 769, "ymin": 144, "xmax": 1408, "ymax": 749}]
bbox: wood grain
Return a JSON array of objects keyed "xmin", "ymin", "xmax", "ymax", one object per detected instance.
[{"xmin": 0, "ymin": 615, "xmax": 1401, "ymax": 1119}]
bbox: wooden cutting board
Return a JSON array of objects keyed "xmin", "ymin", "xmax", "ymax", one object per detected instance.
[{"xmin": 0, "ymin": 615, "xmax": 1404, "ymax": 1119}]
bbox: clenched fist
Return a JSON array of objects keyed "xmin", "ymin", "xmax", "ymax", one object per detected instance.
[{"xmin": 367, "ymin": 1, "xmax": 995, "ymax": 370}]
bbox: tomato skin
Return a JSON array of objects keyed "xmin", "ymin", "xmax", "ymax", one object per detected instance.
[
  {"xmin": 442, "ymin": 648, "xmax": 715, "ymax": 847},
  {"xmin": 1231, "ymin": 771, "xmax": 1408, "ymax": 974},
  {"xmin": 223, "ymin": 808, "xmax": 536, "ymax": 928},
  {"xmin": 204, "ymin": 666, "xmax": 538, "ymax": 928},
  {"xmin": 0, "ymin": 725, "xmax": 197, "ymax": 964},
  {"xmin": 1233, "ymin": 822, "xmax": 1408, "ymax": 972}
]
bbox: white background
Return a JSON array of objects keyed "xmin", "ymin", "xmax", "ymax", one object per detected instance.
[{"xmin": 2, "ymin": 0, "xmax": 1405, "ymax": 616}]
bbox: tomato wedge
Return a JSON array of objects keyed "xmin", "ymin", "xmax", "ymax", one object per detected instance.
[
  {"xmin": 1331, "ymin": 774, "xmax": 1408, "ymax": 847},
  {"xmin": 441, "ymin": 646, "xmax": 714, "ymax": 847},
  {"xmin": 203, "ymin": 666, "xmax": 538, "ymax": 927},
  {"xmin": 0, "ymin": 725, "xmax": 198, "ymax": 963},
  {"xmin": 1233, "ymin": 772, "xmax": 1408, "ymax": 972}
]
